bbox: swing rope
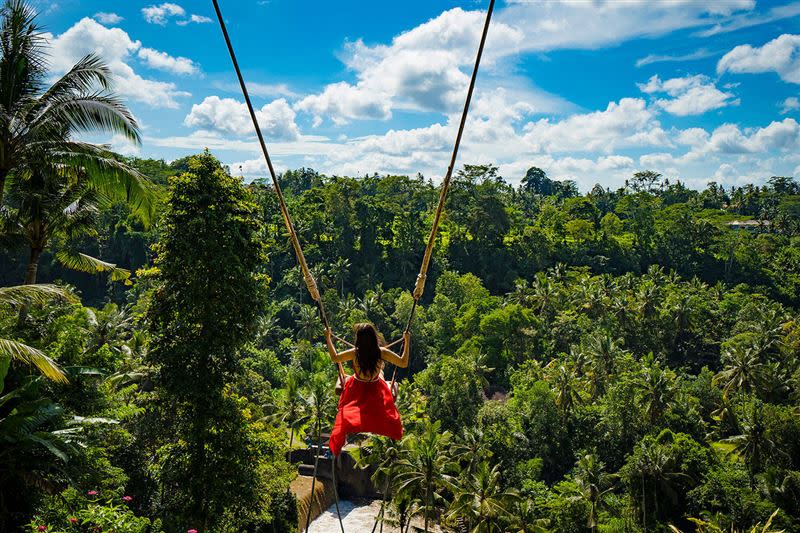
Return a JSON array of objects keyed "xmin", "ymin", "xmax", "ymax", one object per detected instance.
[
  {"xmin": 212, "ymin": 0, "xmax": 494, "ymax": 530},
  {"xmin": 211, "ymin": 0, "xmax": 346, "ymax": 385},
  {"xmin": 390, "ymin": 0, "xmax": 496, "ymax": 390}
]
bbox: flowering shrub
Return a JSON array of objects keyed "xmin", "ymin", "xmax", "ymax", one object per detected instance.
[{"xmin": 28, "ymin": 497, "xmax": 162, "ymax": 533}]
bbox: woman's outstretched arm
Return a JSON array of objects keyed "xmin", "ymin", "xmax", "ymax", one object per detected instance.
[
  {"xmin": 380, "ymin": 331, "xmax": 411, "ymax": 368},
  {"xmin": 325, "ymin": 328, "xmax": 355, "ymax": 364}
]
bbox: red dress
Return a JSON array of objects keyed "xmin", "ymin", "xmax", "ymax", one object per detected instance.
[{"xmin": 329, "ymin": 374, "xmax": 403, "ymax": 456}]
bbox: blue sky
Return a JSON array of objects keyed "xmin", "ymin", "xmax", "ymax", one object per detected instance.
[{"xmin": 39, "ymin": 0, "xmax": 800, "ymax": 190}]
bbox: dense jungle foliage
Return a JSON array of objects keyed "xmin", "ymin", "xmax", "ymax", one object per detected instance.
[
  {"xmin": 3, "ymin": 150, "xmax": 800, "ymax": 532},
  {"xmin": 1, "ymin": 1, "xmax": 800, "ymax": 532}
]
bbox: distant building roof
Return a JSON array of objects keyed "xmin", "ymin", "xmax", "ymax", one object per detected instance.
[{"xmin": 727, "ymin": 220, "xmax": 770, "ymax": 228}]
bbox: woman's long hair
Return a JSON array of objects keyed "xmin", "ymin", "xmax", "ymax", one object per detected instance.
[{"xmin": 354, "ymin": 323, "xmax": 382, "ymax": 376}]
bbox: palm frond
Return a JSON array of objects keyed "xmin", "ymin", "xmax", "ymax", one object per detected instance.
[
  {"xmin": 0, "ymin": 0, "xmax": 48, "ymax": 106},
  {"xmin": 41, "ymin": 92, "xmax": 140, "ymax": 143},
  {"xmin": 54, "ymin": 250, "xmax": 130, "ymax": 282},
  {"xmin": 0, "ymin": 283, "xmax": 75, "ymax": 307},
  {"xmin": 38, "ymin": 53, "xmax": 113, "ymax": 99},
  {"xmin": 0, "ymin": 338, "xmax": 67, "ymax": 383},
  {"xmin": 48, "ymin": 142, "xmax": 159, "ymax": 225}
]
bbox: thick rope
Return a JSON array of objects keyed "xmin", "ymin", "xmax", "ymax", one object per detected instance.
[
  {"xmin": 212, "ymin": 0, "xmax": 345, "ymax": 382},
  {"xmin": 391, "ymin": 0, "xmax": 495, "ymax": 388},
  {"xmin": 331, "ymin": 455, "xmax": 345, "ymax": 533},
  {"xmin": 411, "ymin": 0, "xmax": 495, "ymax": 304},
  {"xmin": 304, "ymin": 416, "xmax": 322, "ymax": 533}
]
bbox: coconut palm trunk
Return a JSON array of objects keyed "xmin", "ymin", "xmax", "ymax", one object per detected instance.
[{"xmin": 24, "ymin": 246, "xmax": 42, "ymax": 285}]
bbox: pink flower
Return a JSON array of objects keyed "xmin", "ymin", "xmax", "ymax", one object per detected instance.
[
  {"xmin": 37, "ymin": 527, "xmax": 47, "ymax": 532},
  {"xmin": 188, "ymin": 529, "xmax": 198, "ymax": 533},
  {"xmin": 87, "ymin": 490, "xmax": 98, "ymax": 496},
  {"xmin": 69, "ymin": 517, "xmax": 78, "ymax": 524},
  {"xmin": 122, "ymin": 495, "xmax": 133, "ymax": 502}
]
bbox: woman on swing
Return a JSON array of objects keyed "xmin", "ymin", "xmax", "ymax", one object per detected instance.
[{"xmin": 325, "ymin": 323, "xmax": 410, "ymax": 456}]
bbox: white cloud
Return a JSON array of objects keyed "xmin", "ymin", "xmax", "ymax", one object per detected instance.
[
  {"xmin": 635, "ymin": 48, "xmax": 715, "ymax": 68},
  {"xmin": 94, "ymin": 12, "xmax": 123, "ymax": 25},
  {"xmin": 137, "ymin": 47, "xmax": 199, "ymax": 75},
  {"xmin": 781, "ymin": 97, "xmax": 800, "ymax": 114},
  {"xmin": 296, "ymin": 82, "xmax": 392, "ymax": 125},
  {"xmin": 295, "ymin": 7, "xmax": 527, "ymax": 124},
  {"xmin": 142, "ymin": 3, "xmax": 211, "ymax": 26},
  {"xmin": 142, "ymin": 3, "xmax": 184, "ymax": 25},
  {"xmin": 184, "ymin": 96, "xmax": 300, "ymax": 141},
  {"xmin": 522, "ymin": 98, "xmax": 664, "ymax": 153},
  {"xmin": 46, "ymin": 18, "xmax": 190, "ymax": 109},
  {"xmin": 696, "ymin": 2, "xmax": 800, "ymax": 37},
  {"xmin": 176, "ymin": 14, "xmax": 212, "ymax": 26},
  {"xmin": 638, "ymin": 74, "xmax": 739, "ymax": 116},
  {"xmin": 717, "ymin": 34, "xmax": 800, "ymax": 84},
  {"xmin": 697, "ymin": 119, "xmax": 800, "ymax": 155},
  {"xmin": 214, "ymin": 81, "xmax": 297, "ymax": 99},
  {"xmin": 499, "ymin": 0, "xmax": 754, "ymax": 53}
]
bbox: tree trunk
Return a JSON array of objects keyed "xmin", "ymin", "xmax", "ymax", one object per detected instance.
[
  {"xmin": 17, "ymin": 247, "xmax": 43, "ymax": 322},
  {"xmin": 24, "ymin": 247, "xmax": 42, "ymax": 285},
  {"xmin": 0, "ymin": 168, "xmax": 7, "ymax": 208},
  {"xmin": 288, "ymin": 427, "xmax": 294, "ymax": 465}
]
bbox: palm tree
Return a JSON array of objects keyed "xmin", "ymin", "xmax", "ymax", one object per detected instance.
[
  {"xmin": 530, "ymin": 272, "xmax": 557, "ymax": 316},
  {"xmin": 395, "ymin": 420, "xmax": 455, "ymax": 532},
  {"xmin": 5, "ymin": 163, "xmax": 131, "ymax": 284},
  {"xmin": 509, "ymin": 499, "xmax": 550, "ymax": 533},
  {"xmin": 546, "ymin": 360, "xmax": 582, "ymax": 418},
  {"xmin": 570, "ymin": 453, "xmax": 616, "ymax": 533},
  {"xmin": 583, "ymin": 333, "xmax": 625, "ymax": 396},
  {"xmin": 722, "ymin": 402, "xmax": 783, "ymax": 486},
  {"xmin": 669, "ymin": 510, "xmax": 783, "ymax": 533},
  {"xmin": 337, "ymin": 293, "xmax": 358, "ymax": 322},
  {"xmin": 451, "ymin": 427, "xmax": 491, "ymax": 476},
  {"xmin": 626, "ymin": 439, "xmax": 689, "ymax": 527},
  {"xmin": 302, "ymin": 374, "xmax": 337, "ymax": 530},
  {"xmin": 0, "ymin": 0, "xmax": 151, "ymax": 212},
  {"xmin": 447, "ymin": 461, "xmax": 519, "ymax": 532},
  {"xmin": 633, "ymin": 358, "xmax": 677, "ymax": 424},
  {"xmin": 328, "ymin": 257, "xmax": 350, "ymax": 295},
  {"xmin": 296, "ymin": 304, "xmax": 320, "ymax": 341},
  {"xmin": 0, "ymin": 284, "xmax": 70, "ymax": 383},
  {"xmin": 272, "ymin": 372, "xmax": 309, "ymax": 464},
  {"xmin": 85, "ymin": 303, "xmax": 133, "ymax": 356},
  {"xmin": 353, "ymin": 436, "xmax": 404, "ymax": 532},
  {"xmin": 714, "ymin": 344, "xmax": 763, "ymax": 399},
  {"xmin": 0, "ymin": 380, "xmax": 80, "ymax": 530}
]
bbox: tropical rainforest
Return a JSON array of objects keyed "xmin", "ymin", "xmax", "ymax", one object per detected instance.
[{"xmin": 1, "ymin": 1, "xmax": 800, "ymax": 532}]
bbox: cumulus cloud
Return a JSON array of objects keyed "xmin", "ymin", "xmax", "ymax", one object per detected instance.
[
  {"xmin": 522, "ymin": 98, "xmax": 664, "ymax": 153},
  {"xmin": 638, "ymin": 74, "xmax": 739, "ymax": 116},
  {"xmin": 184, "ymin": 96, "xmax": 300, "ymax": 141},
  {"xmin": 295, "ymin": 7, "xmax": 525, "ymax": 125},
  {"xmin": 698, "ymin": 119, "xmax": 800, "ymax": 155},
  {"xmin": 781, "ymin": 97, "xmax": 800, "ymax": 114},
  {"xmin": 717, "ymin": 34, "xmax": 800, "ymax": 84},
  {"xmin": 137, "ymin": 47, "xmax": 199, "ymax": 75},
  {"xmin": 142, "ymin": 3, "xmax": 184, "ymax": 25},
  {"xmin": 142, "ymin": 3, "xmax": 211, "ymax": 26},
  {"xmin": 296, "ymin": 82, "xmax": 392, "ymax": 125},
  {"xmin": 94, "ymin": 12, "xmax": 123, "ymax": 25},
  {"xmin": 46, "ymin": 18, "xmax": 191, "ymax": 109}
]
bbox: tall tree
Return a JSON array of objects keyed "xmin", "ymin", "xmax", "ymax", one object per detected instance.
[
  {"xmin": 145, "ymin": 152, "xmax": 274, "ymax": 531},
  {"xmin": 0, "ymin": 0, "xmax": 150, "ymax": 211},
  {"xmin": 395, "ymin": 420, "xmax": 456, "ymax": 533}
]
